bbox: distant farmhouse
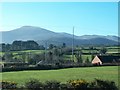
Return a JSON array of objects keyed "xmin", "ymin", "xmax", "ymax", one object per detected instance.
[{"xmin": 92, "ymin": 55, "xmax": 120, "ymax": 65}]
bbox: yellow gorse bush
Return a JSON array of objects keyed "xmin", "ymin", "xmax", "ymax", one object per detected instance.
[
  {"xmin": 1, "ymin": 80, "xmax": 17, "ymax": 84},
  {"xmin": 1, "ymin": 80, "xmax": 17, "ymax": 89},
  {"xmin": 68, "ymin": 79, "xmax": 88, "ymax": 88}
]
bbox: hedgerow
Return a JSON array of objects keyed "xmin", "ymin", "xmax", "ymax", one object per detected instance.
[
  {"xmin": 1, "ymin": 80, "xmax": 17, "ymax": 89},
  {"xmin": 1, "ymin": 79, "xmax": 118, "ymax": 90}
]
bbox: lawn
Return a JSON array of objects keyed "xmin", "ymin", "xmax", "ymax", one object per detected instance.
[{"xmin": 1, "ymin": 66, "xmax": 119, "ymax": 86}]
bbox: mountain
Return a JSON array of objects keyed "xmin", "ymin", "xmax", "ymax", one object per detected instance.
[
  {"xmin": 1, "ymin": 26, "xmax": 59, "ymax": 43},
  {"xmin": 78, "ymin": 35, "xmax": 119, "ymax": 42},
  {"xmin": 0, "ymin": 26, "xmax": 119, "ymax": 45}
]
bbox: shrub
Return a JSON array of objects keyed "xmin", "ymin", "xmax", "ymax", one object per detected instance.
[
  {"xmin": 25, "ymin": 78, "xmax": 43, "ymax": 90},
  {"xmin": 2, "ymin": 79, "xmax": 118, "ymax": 90},
  {"xmin": 1, "ymin": 80, "xmax": 17, "ymax": 89},
  {"xmin": 44, "ymin": 80, "xmax": 60, "ymax": 90},
  {"xmin": 18, "ymin": 85, "xmax": 26, "ymax": 89},
  {"xmin": 68, "ymin": 79, "xmax": 89, "ymax": 89},
  {"xmin": 59, "ymin": 83, "xmax": 68, "ymax": 90},
  {"xmin": 88, "ymin": 79, "xmax": 118, "ymax": 90}
]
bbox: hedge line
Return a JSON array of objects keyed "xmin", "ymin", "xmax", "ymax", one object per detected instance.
[
  {"xmin": 1, "ymin": 78, "xmax": 118, "ymax": 90},
  {"xmin": 2, "ymin": 64, "xmax": 119, "ymax": 72}
]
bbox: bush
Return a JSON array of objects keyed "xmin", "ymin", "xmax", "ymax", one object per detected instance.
[
  {"xmin": 25, "ymin": 78, "xmax": 43, "ymax": 90},
  {"xmin": 60, "ymin": 83, "xmax": 68, "ymax": 90},
  {"xmin": 68, "ymin": 79, "xmax": 89, "ymax": 89},
  {"xmin": 1, "ymin": 80, "xmax": 17, "ymax": 89},
  {"xmin": 44, "ymin": 80, "xmax": 61, "ymax": 90},
  {"xmin": 1, "ymin": 79, "xmax": 118, "ymax": 90},
  {"xmin": 89, "ymin": 79, "xmax": 118, "ymax": 90}
]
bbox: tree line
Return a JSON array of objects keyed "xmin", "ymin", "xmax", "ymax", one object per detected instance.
[
  {"xmin": 1, "ymin": 40, "xmax": 108, "ymax": 66},
  {"xmin": 1, "ymin": 40, "xmax": 45, "ymax": 51}
]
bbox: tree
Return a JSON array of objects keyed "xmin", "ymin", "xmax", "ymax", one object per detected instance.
[
  {"xmin": 11, "ymin": 40, "xmax": 40, "ymax": 51},
  {"xmin": 3, "ymin": 52, "xmax": 13, "ymax": 62},
  {"xmin": 75, "ymin": 49, "xmax": 82, "ymax": 63},
  {"xmin": 21, "ymin": 52, "xmax": 27, "ymax": 63},
  {"xmin": 62, "ymin": 43, "xmax": 66, "ymax": 48},
  {"xmin": 49, "ymin": 44, "xmax": 54, "ymax": 50},
  {"xmin": 52, "ymin": 48, "xmax": 61, "ymax": 63},
  {"xmin": 89, "ymin": 46, "xmax": 94, "ymax": 50},
  {"xmin": 46, "ymin": 51, "xmax": 53, "ymax": 64},
  {"xmin": 39, "ymin": 45, "xmax": 45, "ymax": 50},
  {"xmin": 53, "ymin": 48, "xmax": 59, "ymax": 56},
  {"xmin": 25, "ymin": 40, "xmax": 39, "ymax": 50},
  {"xmin": 91, "ymin": 53, "xmax": 94, "ymax": 60},
  {"xmin": 1, "ymin": 43, "xmax": 6, "ymax": 52},
  {"xmin": 100, "ymin": 47, "xmax": 107, "ymax": 54},
  {"xmin": 5, "ymin": 44, "xmax": 11, "ymax": 51},
  {"xmin": 33, "ymin": 54, "xmax": 45, "ymax": 64},
  {"xmin": 12, "ymin": 41, "xmax": 22, "ymax": 51},
  {"xmin": 28, "ymin": 58, "xmax": 36, "ymax": 65},
  {"xmin": 85, "ymin": 57, "xmax": 90, "ymax": 64}
]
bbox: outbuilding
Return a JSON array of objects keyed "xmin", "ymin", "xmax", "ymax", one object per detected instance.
[{"xmin": 92, "ymin": 55, "xmax": 120, "ymax": 65}]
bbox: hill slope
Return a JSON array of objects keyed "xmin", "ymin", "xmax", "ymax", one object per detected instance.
[{"xmin": 1, "ymin": 26, "xmax": 119, "ymax": 45}]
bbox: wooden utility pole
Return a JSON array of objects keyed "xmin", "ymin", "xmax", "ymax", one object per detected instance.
[
  {"xmin": 72, "ymin": 27, "xmax": 74, "ymax": 62},
  {"xmin": 45, "ymin": 41, "xmax": 47, "ymax": 63}
]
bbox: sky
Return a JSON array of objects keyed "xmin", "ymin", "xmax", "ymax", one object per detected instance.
[{"xmin": 1, "ymin": 2, "xmax": 118, "ymax": 36}]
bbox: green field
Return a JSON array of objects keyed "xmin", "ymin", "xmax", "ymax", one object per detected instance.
[
  {"xmin": 107, "ymin": 49, "xmax": 118, "ymax": 53},
  {"xmin": 0, "ymin": 46, "xmax": 119, "ymax": 62},
  {"xmin": 1, "ymin": 66, "xmax": 119, "ymax": 86},
  {"xmin": 0, "ymin": 50, "xmax": 45, "ymax": 56}
]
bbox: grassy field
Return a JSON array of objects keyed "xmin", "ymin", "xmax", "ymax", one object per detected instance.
[
  {"xmin": 107, "ymin": 49, "xmax": 118, "ymax": 53},
  {"xmin": 0, "ymin": 50, "xmax": 45, "ymax": 56},
  {"xmin": 1, "ymin": 66, "xmax": 119, "ymax": 86},
  {"xmin": 0, "ymin": 46, "xmax": 119, "ymax": 61}
]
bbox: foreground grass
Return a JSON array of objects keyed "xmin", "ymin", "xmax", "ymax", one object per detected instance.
[{"xmin": 1, "ymin": 66, "xmax": 119, "ymax": 86}]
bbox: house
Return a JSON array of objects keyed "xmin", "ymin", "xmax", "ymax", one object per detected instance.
[{"xmin": 92, "ymin": 55, "xmax": 120, "ymax": 65}]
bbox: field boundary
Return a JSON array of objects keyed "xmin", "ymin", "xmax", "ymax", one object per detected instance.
[{"xmin": 2, "ymin": 64, "xmax": 119, "ymax": 72}]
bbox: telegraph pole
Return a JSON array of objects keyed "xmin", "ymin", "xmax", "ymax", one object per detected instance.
[
  {"xmin": 45, "ymin": 41, "xmax": 47, "ymax": 63},
  {"xmin": 72, "ymin": 27, "xmax": 74, "ymax": 62}
]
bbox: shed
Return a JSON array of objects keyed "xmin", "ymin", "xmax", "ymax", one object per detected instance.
[{"xmin": 92, "ymin": 55, "xmax": 120, "ymax": 65}]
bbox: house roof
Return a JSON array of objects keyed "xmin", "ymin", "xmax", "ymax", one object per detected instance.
[{"xmin": 97, "ymin": 55, "xmax": 120, "ymax": 63}]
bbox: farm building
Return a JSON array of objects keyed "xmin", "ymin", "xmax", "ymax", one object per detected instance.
[{"xmin": 92, "ymin": 55, "xmax": 120, "ymax": 65}]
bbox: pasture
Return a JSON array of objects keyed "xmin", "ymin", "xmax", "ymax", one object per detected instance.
[
  {"xmin": 0, "ymin": 46, "xmax": 119, "ymax": 62},
  {"xmin": 1, "ymin": 66, "xmax": 119, "ymax": 86}
]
